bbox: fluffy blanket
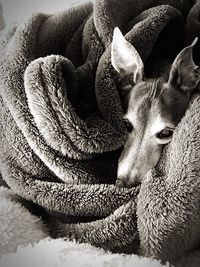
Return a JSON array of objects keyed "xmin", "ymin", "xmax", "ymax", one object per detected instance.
[
  {"xmin": 0, "ymin": 0, "xmax": 200, "ymax": 264},
  {"xmin": 0, "ymin": 186, "xmax": 167, "ymax": 267},
  {"xmin": 0, "ymin": 186, "xmax": 200, "ymax": 267}
]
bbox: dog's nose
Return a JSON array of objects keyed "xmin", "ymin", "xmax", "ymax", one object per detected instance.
[
  {"xmin": 116, "ymin": 178, "xmax": 125, "ymax": 188},
  {"xmin": 116, "ymin": 174, "xmax": 141, "ymax": 188}
]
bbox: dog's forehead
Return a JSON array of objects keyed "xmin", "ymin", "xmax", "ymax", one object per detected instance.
[
  {"xmin": 128, "ymin": 81, "xmax": 153, "ymax": 106},
  {"xmin": 126, "ymin": 79, "xmax": 183, "ymax": 125},
  {"xmin": 126, "ymin": 80, "xmax": 160, "ymax": 122},
  {"xmin": 126, "ymin": 79, "xmax": 190, "ymax": 127},
  {"xmin": 128, "ymin": 79, "xmax": 163, "ymax": 106}
]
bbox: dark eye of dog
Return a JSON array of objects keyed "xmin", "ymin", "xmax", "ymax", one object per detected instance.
[
  {"xmin": 156, "ymin": 128, "xmax": 174, "ymax": 139},
  {"xmin": 123, "ymin": 118, "xmax": 133, "ymax": 132}
]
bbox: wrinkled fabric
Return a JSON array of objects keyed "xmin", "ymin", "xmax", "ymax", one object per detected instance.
[{"xmin": 0, "ymin": 0, "xmax": 200, "ymax": 263}]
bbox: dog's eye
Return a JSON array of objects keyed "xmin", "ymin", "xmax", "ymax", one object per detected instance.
[
  {"xmin": 156, "ymin": 128, "xmax": 174, "ymax": 140},
  {"xmin": 123, "ymin": 118, "xmax": 133, "ymax": 132}
]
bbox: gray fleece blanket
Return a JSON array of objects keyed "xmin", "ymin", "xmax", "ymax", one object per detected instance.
[{"xmin": 0, "ymin": 0, "xmax": 200, "ymax": 264}]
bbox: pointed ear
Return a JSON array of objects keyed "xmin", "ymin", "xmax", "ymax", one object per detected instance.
[
  {"xmin": 111, "ymin": 27, "xmax": 144, "ymax": 84},
  {"xmin": 168, "ymin": 37, "xmax": 200, "ymax": 93}
]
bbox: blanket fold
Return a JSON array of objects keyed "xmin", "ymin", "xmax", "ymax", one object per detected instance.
[{"xmin": 0, "ymin": 0, "xmax": 200, "ymax": 263}]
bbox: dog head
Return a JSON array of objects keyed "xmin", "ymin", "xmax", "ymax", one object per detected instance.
[{"xmin": 112, "ymin": 28, "xmax": 199, "ymax": 187}]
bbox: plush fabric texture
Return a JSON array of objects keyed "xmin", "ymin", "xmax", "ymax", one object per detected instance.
[
  {"xmin": 1, "ymin": 186, "xmax": 200, "ymax": 267},
  {"xmin": 0, "ymin": 186, "xmax": 164, "ymax": 266},
  {"xmin": 0, "ymin": 186, "xmax": 166, "ymax": 266},
  {"xmin": 0, "ymin": 3, "xmax": 5, "ymax": 31},
  {"xmin": 0, "ymin": 238, "xmax": 167, "ymax": 267},
  {"xmin": 0, "ymin": 187, "xmax": 48, "ymax": 255},
  {"xmin": 0, "ymin": 0, "xmax": 200, "ymax": 264}
]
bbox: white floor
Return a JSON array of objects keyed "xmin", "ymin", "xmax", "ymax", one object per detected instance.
[{"xmin": 1, "ymin": 0, "xmax": 88, "ymax": 26}]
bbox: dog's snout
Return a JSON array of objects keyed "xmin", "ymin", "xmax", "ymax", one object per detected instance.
[
  {"xmin": 116, "ymin": 174, "xmax": 141, "ymax": 188},
  {"xmin": 116, "ymin": 177, "xmax": 126, "ymax": 188},
  {"xmin": 116, "ymin": 179, "xmax": 122, "ymax": 187}
]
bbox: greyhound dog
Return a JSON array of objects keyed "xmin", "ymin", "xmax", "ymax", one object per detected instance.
[{"xmin": 111, "ymin": 27, "xmax": 200, "ymax": 188}]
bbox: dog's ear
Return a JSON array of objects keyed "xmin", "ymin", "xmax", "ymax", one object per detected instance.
[
  {"xmin": 168, "ymin": 37, "xmax": 200, "ymax": 93},
  {"xmin": 111, "ymin": 27, "xmax": 144, "ymax": 84}
]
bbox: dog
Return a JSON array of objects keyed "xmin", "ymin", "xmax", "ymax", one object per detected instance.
[{"xmin": 111, "ymin": 27, "xmax": 200, "ymax": 188}]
